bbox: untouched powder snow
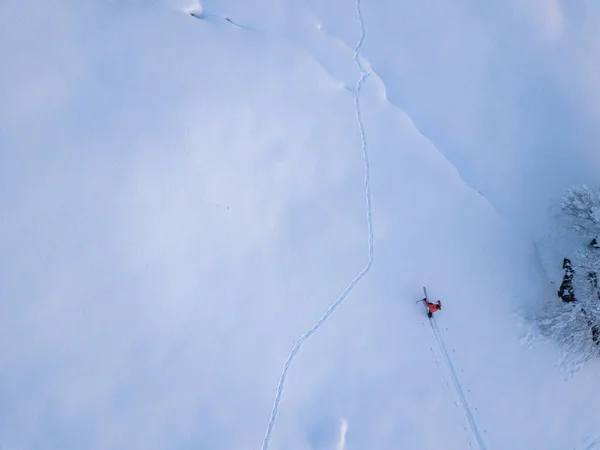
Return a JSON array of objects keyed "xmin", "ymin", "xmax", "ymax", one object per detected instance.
[{"xmin": 2, "ymin": 1, "xmax": 600, "ymax": 449}]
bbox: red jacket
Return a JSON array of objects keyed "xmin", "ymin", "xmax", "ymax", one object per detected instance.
[{"xmin": 425, "ymin": 300, "xmax": 442, "ymax": 313}]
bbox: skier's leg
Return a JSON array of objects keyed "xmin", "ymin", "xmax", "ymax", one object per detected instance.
[{"xmin": 428, "ymin": 311, "xmax": 433, "ymax": 318}]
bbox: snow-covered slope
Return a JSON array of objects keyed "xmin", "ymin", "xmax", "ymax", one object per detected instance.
[{"xmin": 2, "ymin": 1, "xmax": 600, "ymax": 449}]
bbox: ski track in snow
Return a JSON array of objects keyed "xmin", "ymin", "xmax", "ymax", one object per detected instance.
[
  {"xmin": 583, "ymin": 436, "xmax": 600, "ymax": 450},
  {"xmin": 429, "ymin": 317, "xmax": 487, "ymax": 450},
  {"xmin": 261, "ymin": 0, "xmax": 373, "ymax": 449}
]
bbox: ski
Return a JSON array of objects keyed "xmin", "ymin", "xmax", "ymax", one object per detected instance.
[
  {"xmin": 421, "ymin": 286, "xmax": 432, "ymax": 319},
  {"xmin": 416, "ymin": 287, "xmax": 428, "ymax": 304}
]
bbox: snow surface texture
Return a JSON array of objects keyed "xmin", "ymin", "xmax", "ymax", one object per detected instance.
[
  {"xmin": 2, "ymin": 0, "xmax": 600, "ymax": 450},
  {"xmin": 429, "ymin": 313, "xmax": 485, "ymax": 449}
]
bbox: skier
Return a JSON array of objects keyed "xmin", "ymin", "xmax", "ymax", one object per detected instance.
[{"xmin": 422, "ymin": 298, "xmax": 442, "ymax": 318}]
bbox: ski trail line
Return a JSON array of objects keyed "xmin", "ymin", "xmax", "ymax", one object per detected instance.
[
  {"xmin": 260, "ymin": 1, "xmax": 373, "ymax": 449},
  {"xmin": 429, "ymin": 318, "xmax": 487, "ymax": 450}
]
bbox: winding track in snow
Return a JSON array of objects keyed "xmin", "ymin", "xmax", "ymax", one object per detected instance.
[
  {"xmin": 260, "ymin": 0, "xmax": 373, "ymax": 449},
  {"xmin": 429, "ymin": 317, "xmax": 487, "ymax": 450}
]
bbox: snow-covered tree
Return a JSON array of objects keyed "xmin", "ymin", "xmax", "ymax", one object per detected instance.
[
  {"xmin": 560, "ymin": 185, "xmax": 600, "ymax": 303},
  {"xmin": 539, "ymin": 185, "xmax": 600, "ymax": 367}
]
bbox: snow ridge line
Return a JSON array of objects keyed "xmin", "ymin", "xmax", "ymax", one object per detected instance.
[
  {"xmin": 260, "ymin": 1, "xmax": 373, "ymax": 449},
  {"xmin": 429, "ymin": 318, "xmax": 487, "ymax": 450}
]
